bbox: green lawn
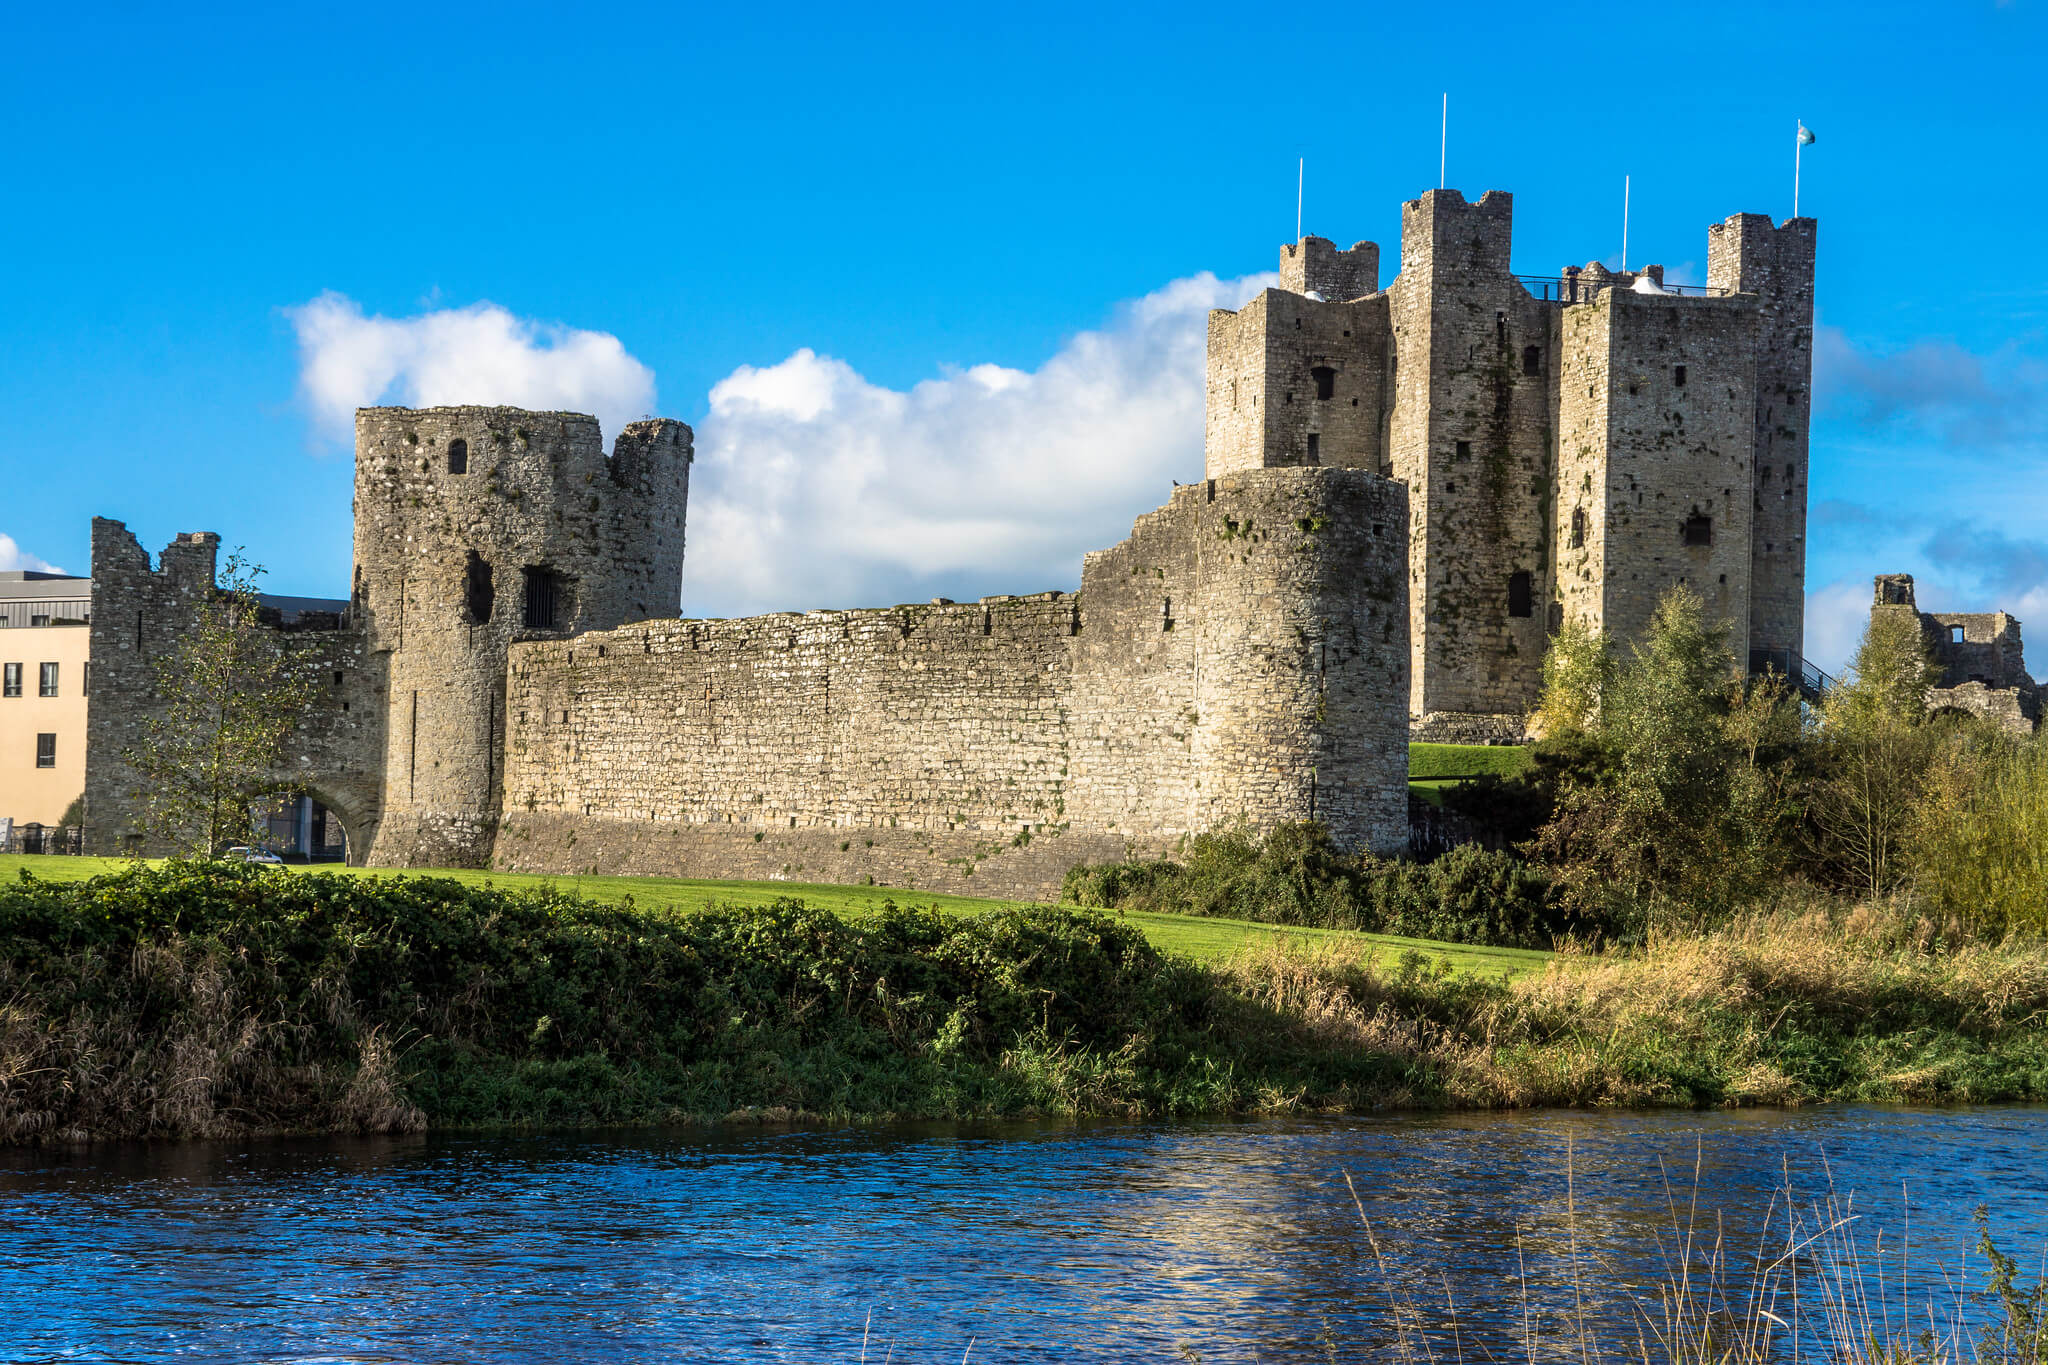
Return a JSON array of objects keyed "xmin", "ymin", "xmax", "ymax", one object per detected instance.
[
  {"xmin": 0, "ymin": 854, "xmax": 1548, "ymax": 979},
  {"xmin": 1408, "ymin": 741, "xmax": 1531, "ymax": 780}
]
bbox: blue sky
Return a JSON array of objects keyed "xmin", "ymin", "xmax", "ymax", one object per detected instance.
[{"xmin": 3, "ymin": 0, "xmax": 2044, "ymax": 673}]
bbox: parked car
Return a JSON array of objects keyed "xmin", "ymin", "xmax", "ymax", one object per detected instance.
[{"xmin": 222, "ymin": 845, "xmax": 285, "ymax": 865}]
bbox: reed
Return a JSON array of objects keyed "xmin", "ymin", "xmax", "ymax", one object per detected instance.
[{"xmin": 1342, "ymin": 1146, "xmax": 2045, "ymax": 1365}]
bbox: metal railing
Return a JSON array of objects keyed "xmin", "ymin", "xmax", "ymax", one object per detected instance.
[
  {"xmin": 1515, "ymin": 274, "xmax": 1728, "ymax": 303},
  {"xmin": 1750, "ymin": 648, "xmax": 1834, "ymax": 704}
]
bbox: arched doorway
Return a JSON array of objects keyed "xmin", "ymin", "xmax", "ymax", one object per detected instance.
[{"xmin": 292, "ymin": 781, "xmax": 379, "ymax": 867}]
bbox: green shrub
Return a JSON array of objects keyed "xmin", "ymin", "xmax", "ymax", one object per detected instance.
[
  {"xmin": 1407, "ymin": 743, "xmax": 1532, "ymax": 781},
  {"xmin": 0, "ymin": 859, "xmax": 1414, "ymax": 1139},
  {"xmin": 1062, "ymin": 823, "xmax": 1583, "ymax": 949}
]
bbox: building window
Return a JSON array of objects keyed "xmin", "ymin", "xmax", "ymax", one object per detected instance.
[
  {"xmin": 1522, "ymin": 345, "xmax": 1541, "ymax": 376},
  {"xmin": 2, "ymin": 663, "xmax": 17, "ymax": 697},
  {"xmin": 1674, "ymin": 364, "xmax": 1688, "ymax": 387},
  {"xmin": 1951, "ymin": 625, "xmax": 1966, "ymax": 644},
  {"xmin": 464, "ymin": 551, "xmax": 495, "ymax": 625},
  {"xmin": 1507, "ymin": 571, "xmax": 1533, "ymax": 618},
  {"xmin": 1455, "ymin": 439, "xmax": 1471, "ymax": 461},
  {"xmin": 1683, "ymin": 515, "xmax": 1713, "ymax": 547},
  {"xmin": 39, "ymin": 662, "xmax": 57, "ymax": 697},
  {"xmin": 30, "ymin": 615, "xmax": 49, "ymax": 627},
  {"xmin": 448, "ymin": 438, "xmax": 468, "ymax": 475},
  {"xmin": 523, "ymin": 567, "xmax": 564, "ymax": 629},
  {"xmin": 35, "ymin": 733, "xmax": 55, "ymax": 768},
  {"xmin": 1306, "ymin": 433, "xmax": 1320, "ymax": 464},
  {"xmin": 1569, "ymin": 507, "xmax": 1586, "ymax": 549},
  {"xmin": 1311, "ymin": 366, "xmax": 1336, "ymax": 400}
]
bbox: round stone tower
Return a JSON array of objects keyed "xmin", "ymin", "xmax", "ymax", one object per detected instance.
[{"xmin": 351, "ymin": 405, "xmax": 692, "ymax": 867}]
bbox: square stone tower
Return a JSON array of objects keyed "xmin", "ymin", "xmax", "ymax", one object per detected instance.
[{"xmin": 1203, "ymin": 188, "xmax": 1818, "ymax": 740}]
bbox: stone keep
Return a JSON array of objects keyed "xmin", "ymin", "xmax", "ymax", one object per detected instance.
[{"xmin": 1207, "ymin": 189, "xmax": 1817, "ymax": 740}]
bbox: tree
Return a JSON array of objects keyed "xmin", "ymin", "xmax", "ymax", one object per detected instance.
[
  {"xmin": 1807, "ymin": 609, "xmax": 1938, "ymax": 898},
  {"xmin": 1533, "ymin": 587, "xmax": 1793, "ymax": 923},
  {"xmin": 1531, "ymin": 616, "xmax": 1610, "ymax": 740},
  {"xmin": 123, "ymin": 551, "xmax": 317, "ymax": 857}
]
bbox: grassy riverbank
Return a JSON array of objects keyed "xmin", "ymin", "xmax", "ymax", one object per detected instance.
[
  {"xmin": 3, "ymin": 860, "xmax": 2045, "ymax": 1143},
  {"xmin": 0, "ymin": 854, "xmax": 1544, "ymax": 978}
]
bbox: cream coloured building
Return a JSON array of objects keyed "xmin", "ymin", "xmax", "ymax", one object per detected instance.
[{"xmin": 0, "ymin": 572, "xmax": 92, "ymax": 828}]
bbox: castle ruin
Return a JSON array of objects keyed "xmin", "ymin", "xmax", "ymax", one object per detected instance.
[
  {"xmin": 1870, "ymin": 574, "xmax": 2040, "ymax": 734},
  {"xmin": 82, "ymin": 185, "xmax": 1820, "ymax": 898}
]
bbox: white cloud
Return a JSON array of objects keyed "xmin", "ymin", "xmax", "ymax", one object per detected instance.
[
  {"xmin": 286, "ymin": 292, "xmax": 657, "ymax": 447},
  {"xmin": 0, "ymin": 534, "xmax": 61, "ymax": 575},
  {"xmin": 684, "ymin": 270, "xmax": 1276, "ymax": 617},
  {"xmin": 1814, "ymin": 323, "xmax": 2048, "ymax": 452},
  {"xmin": 1804, "ymin": 578, "xmax": 1873, "ymax": 677}
]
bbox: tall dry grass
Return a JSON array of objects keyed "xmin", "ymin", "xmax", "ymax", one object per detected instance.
[
  {"xmin": 1216, "ymin": 899, "xmax": 2048, "ymax": 1111},
  {"xmin": 0, "ymin": 938, "xmax": 423, "ymax": 1144}
]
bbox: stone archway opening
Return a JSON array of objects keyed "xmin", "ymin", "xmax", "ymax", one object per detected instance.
[{"xmin": 290, "ymin": 783, "xmax": 374, "ymax": 867}]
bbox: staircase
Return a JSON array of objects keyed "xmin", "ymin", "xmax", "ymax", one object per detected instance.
[{"xmin": 1750, "ymin": 648, "xmax": 1834, "ymax": 705}]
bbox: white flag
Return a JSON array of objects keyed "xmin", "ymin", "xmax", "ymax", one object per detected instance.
[{"xmin": 1797, "ymin": 123, "xmax": 1816, "ymax": 145}]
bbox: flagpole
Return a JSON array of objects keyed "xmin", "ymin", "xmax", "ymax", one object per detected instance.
[
  {"xmin": 1439, "ymin": 93, "xmax": 1447, "ymax": 189},
  {"xmin": 1794, "ymin": 118, "xmax": 1802, "ymax": 218},
  {"xmin": 1296, "ymin": 157, "xmax": 1303, "ymax": 241},
  {"xmin": 1622, "ymin": 174, "xmax": 1630, "ymax": 273}
]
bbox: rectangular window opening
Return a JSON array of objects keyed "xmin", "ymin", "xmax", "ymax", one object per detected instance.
[
  {"xmin": 2, "ymin": 663, "xmax": 19, "ymax": 698},
  {"xmin": 523, "ymin": 567, "xmax": 564, "ymax": 630},
  {"xmin": 1507, "ymin": 571, "xmax": 1533, "ymax": 618},
  {"xmin": 38, "ymin": 663, "xmax": 57, "ymax": 697},
  {"xmin": 35, "ymin": 733, "xmax": 55, "ymax": 768},
  {"xmin": 1683, "ymin": 514, "xmax": 1713, "ymax": 547}
]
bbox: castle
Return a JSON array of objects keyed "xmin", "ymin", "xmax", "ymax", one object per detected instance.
[{"xmin": 81, "ymin": 187, "xmax": 1818, "ymax": 899}]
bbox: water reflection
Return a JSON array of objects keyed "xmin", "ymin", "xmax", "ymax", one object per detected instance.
[{"xmin": 2, "ymin": 1108, "xmax": 2043, "ymax": 1363}]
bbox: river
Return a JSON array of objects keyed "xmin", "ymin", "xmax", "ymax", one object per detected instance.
[{"xmin": 4, "ymin": 1107, "xmax": 2045, "ymax": 1362}]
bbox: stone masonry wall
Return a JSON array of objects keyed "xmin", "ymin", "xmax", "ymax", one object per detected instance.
[
  {"xmin": 1388, "ymin": 189, "xmax": 1554, "ymax": 725},
  {"xmin": 1204, "ymin": 288, "xmax": 1390, "ymax": 477},
  {"xmin": 83, "ymin": 520, "xmax": 385, "ymax": 856},
  {"xmin": 496, "ymin": 595, "xmax": 1092, "ymax": 894},
  {"xmin": 1280, "ymin": 236, "xmax": 1380, "ymax": 301},
  {"xmin": 495, "ymin": 468, "xmax": 1411, "ymax": 900},
  {"xmin": 1709, "ymin": 215, "xmax": 1816, "ymax": 672},
  {"xmin": 1555, "ymin": 290, "xmax": 1758, "ymax": 650},
  {"xmin": 1869, "ymin": 574, "xmax": 2039, "ymax": 737}
]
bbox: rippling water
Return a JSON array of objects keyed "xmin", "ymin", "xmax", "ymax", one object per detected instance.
[{"xmin": 4, "ymin": 1107, "xmax": 2045, "ymax": 1362}]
